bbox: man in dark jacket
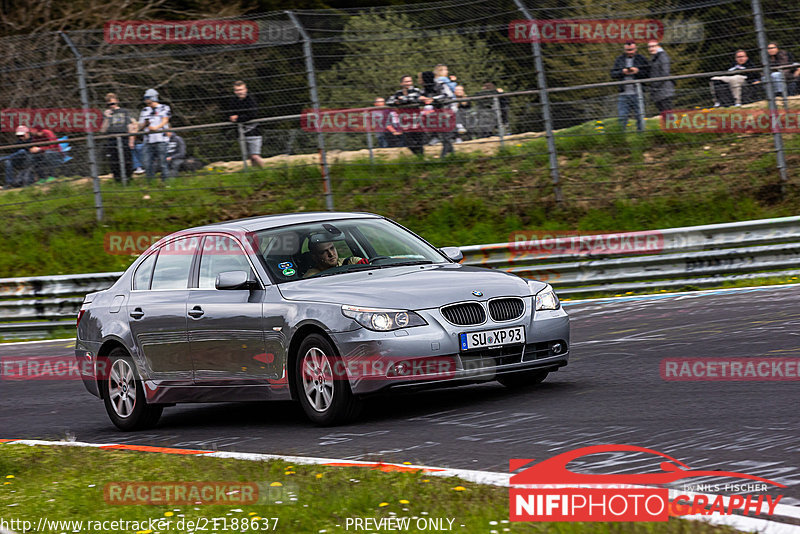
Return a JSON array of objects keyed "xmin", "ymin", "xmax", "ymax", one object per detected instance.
[
  {"xmin": 386, "ymin": 75, "xmax": 426, "ymax": 156},
  {"xmin": 611, "ymin": 41, "xmax": 651, "ymax": 132},
  {"xmin": 224, "ymin": 81, "xmax": 264, "ymax": 168},
  {"xmin": 647, "ymin": 40, "xmax": 675, "ymax": 112},
  {"xmin": 165, "ymin": 131, "xmax": 186, "ymax": 178},
  {"xmin": 711, "ymin": 50, "xmax": 761, "ymax": 106}
]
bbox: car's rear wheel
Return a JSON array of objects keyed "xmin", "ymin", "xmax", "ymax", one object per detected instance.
[
  {"xmin": 101, "ymin": 348, "xmax": 162, "ymax": 431},
  {"xmin": 295, "ymin": 334, "xmax": 361, "ymax": 425},
  {"xmin": 497, "ymin": 369, "xmax": 549, "ymax": 388}
]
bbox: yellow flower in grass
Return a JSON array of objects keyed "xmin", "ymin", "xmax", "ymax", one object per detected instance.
[
  {"xmin": 5, "ymin": 475, "xmax": 14, "ymax": 479},
  {"xmin": 315, "ymin": 473, "xmax": 324, "ymax": 479},
  {"xmin": 164, "ymin": 512, "xmax": 174, "ymax": 517},
  {"xmin": 379, "ymin": 502, "xmax": 390, "ymax": 507},
  {"xmin": 270, "ymin": 482, "xmax": 282, "ymax": 487},
  {"xmin": 399, "ymin": 499, "xmax": 410, "ymax": 504},
  {"xmin": 452, "ymin": 486, "xmax": 466, "ymax": 492}
]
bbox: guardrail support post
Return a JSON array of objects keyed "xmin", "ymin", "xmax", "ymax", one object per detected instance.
[
  {"xmin": 751, "ymin": 0, "xmax": 789, "ymax": 186},
  {"xmin": 60, "ymin": 31, "xmax": 104, "ymax": 221},
  {"xmin": 511, "ymin": 0, "xmax": 563, "ymax": 203},
  {"xmin": 287, "ymin": 11, "xmax": 335, "ymax": 211}
]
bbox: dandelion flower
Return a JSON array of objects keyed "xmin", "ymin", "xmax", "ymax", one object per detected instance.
[
  {"xmin": 399, "ymin": 499, "xmax": 410, "ymax": 504},
  {"xmin": 452, "ymin": 486, "xmax": 466, "ymax": 491},
  {"xmin": 164, "ymin": 512, "xmax": 174, "ymax": 517},
  {"xmin": 270, "ymin": 482, "xmax": 282, "ymax": 487},
  {"xmin": 315, "ymin": 473, "xmax": 324, "ymax": 479},
  {"xmin": 379, "ymin": 502, "xmax": 389, "ymax": 507}
]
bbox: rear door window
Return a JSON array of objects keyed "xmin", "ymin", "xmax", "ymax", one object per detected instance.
[{"xmin": 150, "ymin": 236, "xmax": 199, "ymax": 290}]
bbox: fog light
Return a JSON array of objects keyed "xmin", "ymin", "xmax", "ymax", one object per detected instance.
[{"xmin": 550, "ymin": 343, "xmax": 563, "ymax": 355}]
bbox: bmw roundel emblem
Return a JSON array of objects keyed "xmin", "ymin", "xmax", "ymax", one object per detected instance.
[{"xmin": 472, "ymin": 290, "xmax": 483, "ymax": 297}]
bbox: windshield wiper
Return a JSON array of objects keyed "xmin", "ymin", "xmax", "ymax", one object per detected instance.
[{"xmin": 379, "ymin": 260, "xmax": 435, "ymax": 267}]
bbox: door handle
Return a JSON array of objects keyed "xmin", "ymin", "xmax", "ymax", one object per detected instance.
[
  {"xmin": 129, "ymin": 308, "xmax": 144, "ymax": 319},
  {"xmin": 188, "ymin": 306, "xmax": 204, "ymax": 318}
]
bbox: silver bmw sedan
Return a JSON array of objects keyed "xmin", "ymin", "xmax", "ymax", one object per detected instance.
[{"xmin": 76, "ymin": 212, "xmax": 569, "ymax": 429}]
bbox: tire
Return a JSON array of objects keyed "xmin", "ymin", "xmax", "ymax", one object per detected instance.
[
  {"xmin": 294, "ymin": 334, "xmax": 361, "ymax": 425},
  {"xmin": 101, "ymin": 348, "xmax": 163, "ymax": 431},
  {"xmin": 497, "ymin": 369, "xmax": 549, "ymax": 389}
]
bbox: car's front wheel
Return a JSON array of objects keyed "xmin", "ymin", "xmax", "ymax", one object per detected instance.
[
  {"xmin": 497, "ymin": 369, "xmax": 549, "ymax": 389},
  {"xmin": 295, "ymin": 334, "xmax": 361, "ymax": 425},
  {"xmin": 101, "ymin": 348, "xmax": 163, "ymax": 431}
]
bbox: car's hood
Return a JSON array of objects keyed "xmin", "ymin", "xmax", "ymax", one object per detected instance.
[{"xmin": 277, "ymin": 263, "xmax": 546, "ymax": 309}]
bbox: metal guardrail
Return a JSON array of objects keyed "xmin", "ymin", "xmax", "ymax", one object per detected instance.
[{"xmin": 1, "ymin": 215, "xmax": 799, "ymax": 338}]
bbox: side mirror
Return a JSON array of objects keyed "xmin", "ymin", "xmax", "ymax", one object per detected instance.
[
  {"xmin": 215, "ymin": 270, "xmax": 258, "ymax": 290},
  {"xmin": 440, "ymin": 246, "xmax": 463, "ymax": 262}
]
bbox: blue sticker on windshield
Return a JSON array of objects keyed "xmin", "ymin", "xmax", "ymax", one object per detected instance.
[
  {"xmin": 278, "ymin": 262, "xmax": 293, "ymax": 269},
  {"xmin": 282, "ymin": 268, "xmax": 296, "ymax": 277}
]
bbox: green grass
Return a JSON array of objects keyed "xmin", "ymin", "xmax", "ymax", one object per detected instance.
[
  {"xmin": 0, "ymin": 115, "xmax": 798, "ymax": 277},
  {"xmin": 0, "ymin": 444, "xmax": 744, "ymax": 534}
]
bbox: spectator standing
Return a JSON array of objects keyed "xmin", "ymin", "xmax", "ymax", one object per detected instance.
[
  {"xmin": 420, "ymin": 70, "xmax": 456, "ymax": 158},
  {"xmin": 611, "ymin": 42, "xmax": 650, "ymax": 132},
  {"xmin": 711, "ymin": 50, "xmax": 761, "ymax": 107},
  {"xmin": 387, "ymin": 75, "xmax": 425, "ymax": 156},
  {"xmin": 28, "ymin": 125, "xmax": 62, "ymax": 183},
  {"xmin": 371, "ymin": 97, "xmax": 402, "ymax": 148},
  {"xmin": 138, "ymin": 88, "xmax": 171, "ymax": 182},
  {"xmin": 766, "ymin": 42, "xmax": 794, "ymax": 96},
  {"xmin": 224, "ymin": 81, "xmax": 265, "ymax": 168},
  {"xmin": 647, "ymin": 40, "xmax": 675, "ymax": 112},
  {"xmin": 453, "ymin": 85, "xmax": 471, "ymax": 143},
  {"xmin": 165, "ymin": 131, "xmax": 186, "ymax": 178},
  {"xmin": 101, "ymin": 92, "xmax": 135, "ymax": 182}
]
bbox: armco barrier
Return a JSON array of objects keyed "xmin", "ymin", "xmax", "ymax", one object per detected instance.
[{"xmin": 1, "ymin": 216, "xmax": 799, "ymax": 338}]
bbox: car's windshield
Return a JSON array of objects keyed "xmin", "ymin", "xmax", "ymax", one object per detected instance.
[{"xmin": 251, "ymin": 218, "xmax": 448, "ymax": 283}]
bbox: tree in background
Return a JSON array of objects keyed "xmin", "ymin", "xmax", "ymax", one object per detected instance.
[{"xmin": 317, "ymin": 10, "xmax": 507, "ymax": 108}]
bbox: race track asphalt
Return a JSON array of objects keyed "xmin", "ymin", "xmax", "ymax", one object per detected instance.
[{"xmin": 1, "ymin": 285, "xmax": 797, "ymax": 504}]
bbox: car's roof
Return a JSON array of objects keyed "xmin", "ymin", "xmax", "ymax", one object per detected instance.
[{"xmin": 183, "ymin": 211, "xmax": 383, "ymax": 234}]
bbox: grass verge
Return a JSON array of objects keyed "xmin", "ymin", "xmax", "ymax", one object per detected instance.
[{"xmin": 0, "ymin": 444, "xmax": 744, "ymax": 534}]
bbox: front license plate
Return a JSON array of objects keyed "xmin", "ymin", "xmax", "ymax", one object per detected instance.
[{"xmin": 460, "ymin": 326, "xmax": 525, "ymax": 351}]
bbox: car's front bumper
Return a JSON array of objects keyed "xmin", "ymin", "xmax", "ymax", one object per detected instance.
[{"xmin": 331, "ymin": 305, "xmax": 570, "ymax": 395}]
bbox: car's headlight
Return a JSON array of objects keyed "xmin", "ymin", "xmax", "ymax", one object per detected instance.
[
  {"xmin": 342, "ymin": 305, "xmax": 428, "ymax": 331},
  {"xmin": 534, "ymin": 284, "xmax": 560, "ymax": 311}
]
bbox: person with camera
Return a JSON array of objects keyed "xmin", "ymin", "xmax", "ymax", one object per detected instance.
[
  {"xmin": 137, "ymin": 88, "xmax": 171, "ymax": 182},
  {"xmin": 101, "ymin": 93, "xmax": 136, "ymax": 182},
  {"xmin": 611, "ymin": 41, "xmax": 651, "ymax": 132}
]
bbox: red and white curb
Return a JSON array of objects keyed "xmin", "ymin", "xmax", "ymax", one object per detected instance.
[{"xmin": 1, "ymin": 439, "xmax": 798, "ymax": 533}]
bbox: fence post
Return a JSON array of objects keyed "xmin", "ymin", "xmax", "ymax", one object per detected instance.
[
  {"xmin": 60, "ymin": 31, "xmax": 103, "ymax": 222},
  {"xmin": 237, "ymin": 123, "xmax": 249, "ymax": 170},
  {"xmin": 116, "ymin": 137, "xmax": 128, "ymax": 186},
  {"xmin": 366, "ymin": 131, "xmax": 375, "ymax": 164},
  {"xmin": 287, "ymin": 11, "xmax": 335, "ymax": 211},
  {"xmin": 511, "ymin": 0, "xmax": 563, "ymax": 203},
  {"xmin": 751, "ymin": 0, "xmax": 788, "ymax": 185},
  {"xmin": 635, "ymin": 82, "xmax": 646, "ymax": 132},
  {"xmin": 492, "ymin": 96, "xmax": 505, "ymax": 148}
]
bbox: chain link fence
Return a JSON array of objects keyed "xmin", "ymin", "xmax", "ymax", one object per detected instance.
[{"xmin": 1, "ymin": 0, "xmax": 799, "ymax": 272}]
